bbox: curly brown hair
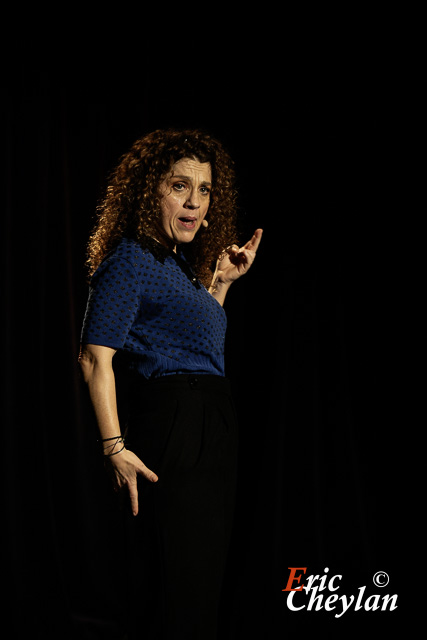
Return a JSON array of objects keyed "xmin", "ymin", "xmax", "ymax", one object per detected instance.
[{"xmin": 85, "ymin": 128, "xmax": 239, "ymax": 286}]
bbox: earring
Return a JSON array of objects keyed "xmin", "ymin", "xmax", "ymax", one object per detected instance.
[{"xmin": 202, "ymin": 219, "xmax": 209, "ymax": 228}]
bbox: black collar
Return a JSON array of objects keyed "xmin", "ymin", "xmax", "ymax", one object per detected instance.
[{"xmin": 138, "ymin": 235, "xmax": 201, "ymax": 289}]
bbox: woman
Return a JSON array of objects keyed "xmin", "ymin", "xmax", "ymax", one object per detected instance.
[{"xmin": 78, "ymin": 129, "xmax": 262, "ymax": 639}]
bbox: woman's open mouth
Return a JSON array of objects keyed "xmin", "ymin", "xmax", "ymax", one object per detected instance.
[{"xmin": 178, "ymin": 216, "xmax": 197, "ymax": 230}]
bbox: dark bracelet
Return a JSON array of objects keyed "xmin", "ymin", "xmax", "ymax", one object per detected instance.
[
  {"xmin": 98, "ymin": 433, "xmax": 125, "ymax": 457},
  {"xmin": 104, "ymin": 444, "xmax": 126, "ymax": 457}
]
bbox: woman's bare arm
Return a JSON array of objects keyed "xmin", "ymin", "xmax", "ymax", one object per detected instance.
[{"xmin": 78, "ymin": 343, "xmax": 158, "ymax": 515}]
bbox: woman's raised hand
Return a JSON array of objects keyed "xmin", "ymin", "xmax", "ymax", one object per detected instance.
[{"xmin": 215, "ymin": 228, "xmax": 263, "ymax": 285}]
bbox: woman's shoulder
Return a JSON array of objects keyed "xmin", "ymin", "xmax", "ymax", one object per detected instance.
[
  {"xmin": 94, "ymin": 236, "xmax": 173, "ymax": 284},
  {"xmin": 104, "ymin": 237, "xmax": 153, "ymax": 266},
  {"xmin": 90, "ymin": 238, "xmax": 148, "ymax": 283}
]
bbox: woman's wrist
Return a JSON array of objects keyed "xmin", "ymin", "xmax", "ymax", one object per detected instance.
[
  {"xmin": 208, "ymin": 278, "xmax": 232, "ymax": 306},
  {"xmin": 98, "ymin": 434, "xmax": 125, "ymax": 457}
]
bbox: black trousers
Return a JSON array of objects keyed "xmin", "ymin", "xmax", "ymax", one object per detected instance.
[{"xmin": 121, "ymin": 374, "xmax": 239, "ymax": 640}]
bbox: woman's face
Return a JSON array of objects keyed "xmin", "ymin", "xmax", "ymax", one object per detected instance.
[{"xmin": 156, "ymin": 157, "xmax": 212, "ymax": 250}]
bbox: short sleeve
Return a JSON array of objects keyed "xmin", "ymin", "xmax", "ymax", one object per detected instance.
[{"xmin": 80, "ymin": 255, "xmax": 141, "ymax": 349}]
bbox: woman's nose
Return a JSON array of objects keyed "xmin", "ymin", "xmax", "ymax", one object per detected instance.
[{"xmin": 184, "ymin": 189, "xmax": 200, "ymax": 209}]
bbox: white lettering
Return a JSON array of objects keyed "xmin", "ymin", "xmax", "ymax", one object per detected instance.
[
  {"xmin": 318, "ymin": 568, "xmax": 330, "ymax": 591},
  {"xmin": 364, "ymin": 594, "xmax": 380, "ymax": 612},
  {"xmin": 307, "ymin": 586, "xmax": 324, "ymax": 611},
  {"xmin": 324, "ymin": 594, "xmax": 339, "ymax": 611},
  {"xmin": 328, "ymin": 574, "xmax": 342, "ymax": 592},
  {"xmin": 381, "ymin": 594, "xmax": 398, "ymax": 611},
  {"xmin": 304, "ymin": 574, "xmax": 320, "ymax": 592},
  {"xmin": 285, "ymin": 572, "xmax": 398, "ymax": 618},
  {"xmin": 355, "ymin": 586, "xmax": 366, "ymax": 610},
  {"xmin": 286, "ymin": 591, "xmax": 305, "ymax": 611},
  {"xmin": 335, "ymin": 594, "xmax": 355, "ymax": 618}
]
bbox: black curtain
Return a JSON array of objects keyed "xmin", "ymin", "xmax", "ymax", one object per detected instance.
[{"xmin": 4, "ymin": 44, "xmax": 409, "ymax": 638}]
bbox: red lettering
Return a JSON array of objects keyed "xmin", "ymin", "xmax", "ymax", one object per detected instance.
[{"xmin": 282, "ymin": 567, "xmax": 307, "ymax": 591}]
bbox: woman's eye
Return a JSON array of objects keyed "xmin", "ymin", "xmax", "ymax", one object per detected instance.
[{"xmin": 171, "ymin": 183, "xmax": 210, "ymax": 195}]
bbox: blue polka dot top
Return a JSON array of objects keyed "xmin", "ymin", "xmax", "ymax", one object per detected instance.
[{"xmin": 80, "ymin": 237, "xmax": 227, "ymax": 378}]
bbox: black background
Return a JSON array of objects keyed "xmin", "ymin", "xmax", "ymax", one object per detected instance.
[{"xmin": 3, "ymin": 30, "xmax": 415, "ymax": 638}]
